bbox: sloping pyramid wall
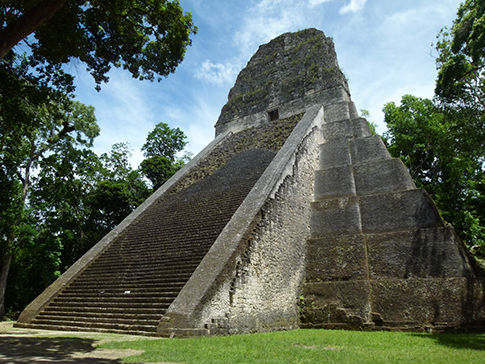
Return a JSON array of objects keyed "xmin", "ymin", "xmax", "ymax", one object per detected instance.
[
  {"xmin": 16, "ymin": 108, "xmax": 323, "ymax": 336},
  {"xmin": 17, "ymin": 28, "xmax": 484, "ymax": 336},
  {"xmin": 301, "ymin": 101, "xmax": 485, "ymax": 331}
]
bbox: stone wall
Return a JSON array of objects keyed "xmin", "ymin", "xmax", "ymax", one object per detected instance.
[
  {"xmin": 215, "ymin": 28, "xmax": 349, "ymax": 136},
  {"xmin": 170, "ymin": 113, "xmax": 301, "ymax": 194},
  {"xmin": 158, "ymin": 106, "xmax": 325, "ymax": 336},
  {"xmin": 200, "ymin": 116, "xmax": 322, "ymax": 334}
]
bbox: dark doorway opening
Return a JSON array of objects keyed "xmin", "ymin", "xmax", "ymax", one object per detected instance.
[{"xmin": 268, "ymin": 109, "xmax": 279, "ymax": 121}]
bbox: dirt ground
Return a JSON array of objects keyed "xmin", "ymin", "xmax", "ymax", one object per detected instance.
[{"xmin": 0, "ymin": 321, "xmax": 175, "ymax": 364}]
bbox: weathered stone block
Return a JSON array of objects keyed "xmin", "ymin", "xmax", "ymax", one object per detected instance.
[
  {"xmin": 318, "ymin": 138, "xmax": 350, "ymax": 168},
  {"xmin": 314, "ymin": 165, "xmax": 355, "ymax": 199},
  {"xmin": 348, "ymin": 102, "xmax": 359, "ymax": 119},
  {"xmin": 322, "ymin": 119, "xmax": 353, "ymax": 141},
  {"xmin": 324, "ymin": 101, "xmax": 350, "ymax": 123},
  {"xmin": 351, "ymin": 118, "xmax": 371, "ymax": 138},
  {"xmin": 360, "ymin": 189, "xmax": 442, "ymax": 233},
  {"xmin": 302, "ymin": 280, "xmax": 371, "ymax": 322},
  {"xmin": 310, "ymin": 196, "xmax": 361, "ymax": 235},
  {"xmin": 370, "ymin": 277, "xmax": 485, "ymax": 325},
  {"xmin": 354, "ymin": 158, "xmax": 415, "ymax": 195},
  {"xmin": 366, "ymin": 227, "xmax": 475, "ymax": 279},
  {"xmin": 350, "ymin": 135, "xmax": 390, "ymax": 164},
  {"xmin": 306, "ymin": 234, "xmax": 367, "ymax": 281}
]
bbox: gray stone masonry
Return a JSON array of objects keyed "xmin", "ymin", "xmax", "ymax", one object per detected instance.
[
  {"xmin": 215, "ymin": 28, "xmax": 350, "ymax": 136},
  {"xmin": 17, "ymin": 28, "xmax": 485, "ymax": 336},
  {"xmin": 302, "ymin": 93, "xmax": 484, "ymax": 332}
]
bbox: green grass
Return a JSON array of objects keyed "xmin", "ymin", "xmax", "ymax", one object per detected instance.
[{"xmin": 100, "ymin": 329, "xmax": 485, "ymax": 364}]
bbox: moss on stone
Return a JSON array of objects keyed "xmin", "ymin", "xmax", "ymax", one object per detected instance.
[{"xmin": 170, "ymin": 113, "xmax": 303, "ymax": 194}]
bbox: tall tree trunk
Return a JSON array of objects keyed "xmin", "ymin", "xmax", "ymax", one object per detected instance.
[
  {"xmin": 0, "ymin": 254, "xmax": 13, "ymax": 319},
  {"xmin": 0, "ymin": 0, "xmax": 66, "ymax": 60}
]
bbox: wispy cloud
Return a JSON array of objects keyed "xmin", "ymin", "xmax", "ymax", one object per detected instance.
[
  {"xmin": 308, "ymin": 0, "xmax": 334, "ymax": 7},
  {"xmin": 194, "ymin": 60, "xmax": 240, "ymax": 85},
  {"xmin": 339, "ymin": 0, "xmax": 367, "ymax": 14},
  {"xmin": 234, "ymin": 0, "xmax": 310, "ymax": 58}
]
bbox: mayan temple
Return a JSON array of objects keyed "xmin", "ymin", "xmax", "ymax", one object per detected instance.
[{"xmin": 16, "ymin": 28, "xmax": 484, "ymax": 336}]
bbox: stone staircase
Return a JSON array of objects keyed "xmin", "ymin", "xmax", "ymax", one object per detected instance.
[{"xmin": 16, "ymin": 148, "xmax": 276, "ymax": 335}]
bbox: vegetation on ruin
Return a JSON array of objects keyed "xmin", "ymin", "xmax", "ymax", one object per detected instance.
[{"xmin": 383, "ymin": 0, "xmax": 485, "ymax": 266}]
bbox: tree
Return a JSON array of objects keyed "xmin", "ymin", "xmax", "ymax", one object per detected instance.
[
  {"xmin": 140, "ymin": 122, "xmax": 188, "ymax": 189},
  {"xmin": 89, "ymin": 143, "xmax": 150, "ymax": 234},
  {"xmin": 435, "ymin": 0, "xmax": 484, "ymax": 109},
  {"xmin": 383, "ymin": 95, "xmax": 484, "ymax": 264},
  {"xmin": 434, "ymin": 0, "xmax": 484, "ymax": 153},
  {"xmin": 0, "ymin": 0, "xmax": 197, "ymax": 88},
  {"xmin": 0, "ymin": 54, "xmax": 99, "ymax": 317}
]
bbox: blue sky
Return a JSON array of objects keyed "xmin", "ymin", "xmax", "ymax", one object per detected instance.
[{"xmin": 69, "ymin": 0, "xmax": 462, "ymax": 167}]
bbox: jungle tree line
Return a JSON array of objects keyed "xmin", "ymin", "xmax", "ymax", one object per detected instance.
[
  {"xmin": 0, "ymin": 0, "xmax": 196, "ymax": 318},
  {"xmin": 383, "ymin": 0, "xmax": 484, "ymax": 265},
  {"xmin": 1, "ymin": 0, "xmax": 484, "ymax": 320}
]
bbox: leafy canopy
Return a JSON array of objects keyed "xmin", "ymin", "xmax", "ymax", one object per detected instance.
[
  {"xmin": 383, "ymin": 95, "xmax": 484, "ymax": 262},
  {"xmin": 140, "ymin": 122, "xmax": 188, "ymax": 189},
  {"xmin": 435, "ymin": 0, "xmax": 485, "ymax": 109},
  {"xmin": 0, "ymin": 0, "xmax": 197, "ymax": 89}
]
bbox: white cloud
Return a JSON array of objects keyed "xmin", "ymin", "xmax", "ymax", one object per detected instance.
[
  {"xmin": 161, "ymin": 93, "xmax": 219, "ymax": 156},
  {"xmin": 234, "ymin": 0, "xmax": 311, "ymax": 58},
  {"xmin": 194, "ymin": 60, "xmax": 240, "ymax": 85},
  {"xmin": 339, "ymin": 0, "xmax": 367, "ymax": 14},
  {"xmin": 308, "ymin": 0, "xmax": 334, "ymax": 7}
]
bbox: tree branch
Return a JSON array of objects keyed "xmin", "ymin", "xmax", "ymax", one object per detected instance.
[{"xmin": 0, "ymin": 0, "xmax": 67, "ymax": 60}]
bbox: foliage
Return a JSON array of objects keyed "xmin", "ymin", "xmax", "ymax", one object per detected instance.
[
  {"xmin": 435, "ymin": 0, "xmax": 485, "ymax": 110},
  {"xmin": 383, "ymin": 95, "xmax": 484, "ymax": 261},
  {"xmin": 140, "ymin": 122, "xmax": 188, "ymax": 189},
  {"xmin": 0, "ymin": 54, "xmax": 99, "ymax": 250},
  {"xmin": 142, "ymin": 122, "xmax": 187, "ymax": 161},
  {"xmin": 0, "ymin": 0, "xmax": 197, "ymax": 89},
  {"xmin": 1, "ymin": 0, "xmax": 195, "ymax": 318},
  {"xmin": 1, "ymin": 63, "xmax": 187, "ymax": 315},
  {"xmin": 100, "ymin": 329, "xmax": 485, "ymax": 364}
]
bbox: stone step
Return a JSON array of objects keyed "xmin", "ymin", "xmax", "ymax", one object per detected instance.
[
  {"xmin": 61, "ymin": 283, "xmax": 185, "ymax": 294},
  {"xmin": 32, "ymin": 316, "xmax": 160, "ymax": 327},
  {"xmin": 58, "ymin": 290, "xmax": 180, "ymax": 298},
  {"xmin": 359, "ymin": 189, "xmax": 442, "ymax": 233},
  {"xmin": 107, "ymin": 234, "xmax": 219, "ymax": 247},
  {"xmin": 81, "ymin": 262, "xmax": 201, "ymax": 275},
  {"xmin": 318, "ymin": 135, "xmax": 391, "ymax": 169},
  {"xmin": 321, "ymin": 117, "xmax": 371, "ymax": 141},
  {"xmin": 73, "ymin": 271, "xmax": 193, "ymax": 283},
  {"xmin": 96, "ymin": 244, "xmax": 208, "ymax": 255},
  {"xmin": 353, "ymin": 158, "xmax": 415, "ymax": 195},
  {"xmin": 14, "ymin": 322, "xmax": 157, "ymax": 336},
  {"xmin": 66, "ymin": 279, "xmax": 188, "ymax": 290},
  {"xmin": 92, "ymin": 250, "xmax": 208, "ymax": 263},
  {"xmin": 43, "ymin": 305, "xmax": 165, "ymax": 315},
  {"xmin": 310, "ymin": 196, "xmax": 361, "ymax": 235},
  {"xmin": 53, "ymin": 295, "xmax": 175, "ymax": 304},
  {"xmin": 313, "ymin": 158, "xmax": 416, "ymax": 200},
  {"xmin": 47, "ymin": 301, "xmax": 169, "ymax": 309},
  {"xmin": 310, "ymin": 189, "xmax": 443, "ymax": 237},
  {"xmin": 37, "ymin": 311, "xmax": 162, "ymax": 321},
  {"xmin": 91, "ymin": 255, "xmax": 205, "ymax": 266},
  {"xmin": 19, "ymin": 147, "xmax": 277, "ymax": 335}
]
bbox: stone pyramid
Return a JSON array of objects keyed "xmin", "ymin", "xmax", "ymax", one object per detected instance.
[{"xmin": 16, "ymin": 29, "xmax": 484, "ymax": 336}]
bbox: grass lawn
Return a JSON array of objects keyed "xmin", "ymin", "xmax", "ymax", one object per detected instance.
[{"xmin": 100, "ymin": 329, "xmax": 485, "ymax": 364}]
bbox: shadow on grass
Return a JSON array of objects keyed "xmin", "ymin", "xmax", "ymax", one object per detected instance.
[
  {"xmin": 0, "ymin": 336, "xmax": 122, "ymax": 364},
  {"xmin": 411, "ymin": 332, "xmax": 485, "ymax": 351}
]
